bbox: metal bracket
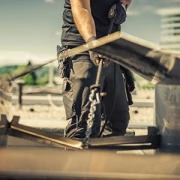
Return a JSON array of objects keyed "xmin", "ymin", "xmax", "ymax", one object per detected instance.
[{"xmin": 0, "ymin": 115, "xmax": 161, "ymax": 151}]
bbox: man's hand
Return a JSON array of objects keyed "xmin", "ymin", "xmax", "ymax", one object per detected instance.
[
  {"xmin": 89, "ymin": 51, "xmax": 110, "ymax": 67},
  {"xmin": 113, "ymin": 2, "xmax": 127, "ymax": 25},
  {"xmin": 87, "ymin": 36, "xmax": 110, "ymax": 67}
]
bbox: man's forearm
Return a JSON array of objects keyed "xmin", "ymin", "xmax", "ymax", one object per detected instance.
[
  {"xmin": 70, "ymin": 0, "xmax": 96, "ymax": 42},
  {"xmin": 120, "ymin": 0, "xmax": 132, "ymax": 8}
]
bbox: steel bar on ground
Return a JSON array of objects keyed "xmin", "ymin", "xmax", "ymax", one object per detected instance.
[
  {"xmin": 8, "ymin": 117, "xmax": 83, "ymax": 150},
  {"xmin": 89, "ymin": 134, "xmax": 160, "ymax": 147}
]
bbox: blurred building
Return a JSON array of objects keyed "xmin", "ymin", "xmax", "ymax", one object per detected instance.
[{"xmin": 158, "ymin": 8, "xmax": 180, "ymax": 51}]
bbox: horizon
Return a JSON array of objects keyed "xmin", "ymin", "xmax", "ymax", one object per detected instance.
[{"xmin": 0, "ymin": 0, "xmax": 180, "ymax": 67}]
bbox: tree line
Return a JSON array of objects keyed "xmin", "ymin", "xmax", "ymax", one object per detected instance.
[{"xmin": 0, "ymin": 60, "xmax": 59, "ymax": 86}]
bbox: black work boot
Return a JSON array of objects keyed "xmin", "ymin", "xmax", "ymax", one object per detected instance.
[
  {"xmin": 65, "ymin": 117, "xmax": 101, "ymax": 139},
  {"xmin": 64, "ymin": 117, "xmax": 86, "ymax": 139},
  {"xmin": 65, "ymin": 127, "xmax": 86, "ymax": 139},
  {"xmin": 102, "ymin": 121, "xmax": 135, "ymax": 137},
  {"xmin": 65, "ymin": 123, "xmax": 101, "ymax": 139},
  {"xmin": 102, "ymin": 121, "xmax": 126, "ymax": 137}
]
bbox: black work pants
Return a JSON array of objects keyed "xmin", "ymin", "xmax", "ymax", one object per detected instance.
[{"xmin": 62, "ymin": 55, "xmax": 130, "ymax": 135}]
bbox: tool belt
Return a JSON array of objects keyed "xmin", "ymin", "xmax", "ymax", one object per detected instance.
[{"xmin": 57, "ymin": 45, "xmax": 72, "ymax": 78}]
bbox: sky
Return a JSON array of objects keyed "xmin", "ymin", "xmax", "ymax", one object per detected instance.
[{"xmin": 0, "ymin": 0, "xmax": 180, "ymax": 66}]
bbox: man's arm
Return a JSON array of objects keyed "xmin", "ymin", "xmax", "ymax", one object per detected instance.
[
  {"xmin": 70, "ymin": 0, "xmax": 96, "ymax": 43},
  {"xmin": 120, "ymin": 0, "xmax": 132, "ymax": 8}
]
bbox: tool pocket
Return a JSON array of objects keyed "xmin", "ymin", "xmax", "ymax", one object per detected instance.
[
  {"xmin": 57, "ymin": 45, "xmax": 72, "ymax": 78},
  {"xmin": 62, "ymin": 78, "xmax": 76, "ymax": 120}
]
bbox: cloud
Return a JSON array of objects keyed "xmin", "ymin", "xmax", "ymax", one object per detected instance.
[
  {"xmin": 156, "ymin": 7, "xmax": 180, "ymax": 15},
  {"xmin": 142, "ymin": 5, "xmax": 154, "ymax": 12},
  {"xmin": 127, "ymin": 10, "xmax": 141, "ymax": 16},
  {"xmin": 0, "ymin": 50, "xmax": 55, "ymax": 67},
  {"xmin": 44, "ymin": 0, "xmax": 55, "ymax": 3},
  {"xmin": 55, "ymin": 31, "xmax": 62, "ymax": 36}
]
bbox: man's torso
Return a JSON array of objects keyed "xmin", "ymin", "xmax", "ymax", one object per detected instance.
[{"xmin": 61, "ymin": 0, "xmax": 119, "ymax": 46}]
